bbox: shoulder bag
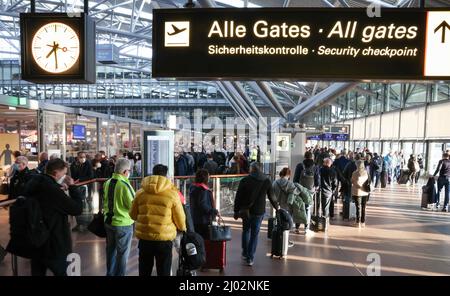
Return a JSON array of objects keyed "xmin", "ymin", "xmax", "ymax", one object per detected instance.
[{"xmin": 208, "ymin": 217, "xmax": 232, "ymax": 242}]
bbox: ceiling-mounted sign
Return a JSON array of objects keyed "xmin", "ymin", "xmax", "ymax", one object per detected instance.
[
  {"xmin": 20, "ymin": 13, "xmax": 96, "ymax": 84},
  {"xmin": 152, "ymin": 8, "xmax": 450, "ymax": 81}
]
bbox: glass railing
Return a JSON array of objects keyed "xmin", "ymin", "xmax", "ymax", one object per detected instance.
[{"xmin": 174, "ymin": 174, "xmax": 248, "ymax": 216}]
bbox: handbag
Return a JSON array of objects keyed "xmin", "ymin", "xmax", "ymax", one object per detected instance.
[
  {"xmin": 87, "ymin": 211, "xmax": 107, "ymax": 238},
  {"xmin": 363, "ymin": 178, "xmax": 372, "ymax": 193},
  {"xmin": 208, "ymin": 217, "xmax": 232, "ymax": 241}
]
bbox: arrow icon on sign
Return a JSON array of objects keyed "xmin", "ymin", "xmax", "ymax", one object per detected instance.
[{"xmin": 434, "ymin": 20, "xmax": 450, "ymax": 43}]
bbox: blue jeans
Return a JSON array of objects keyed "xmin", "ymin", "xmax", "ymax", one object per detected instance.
[
  {"xmin": 105, "ymin": 224, "xmax": 133, "ymax": 276},
  {"xmin": 241, "ymin": 214, "xmax": 264, "ymax": 261},
  {"xmin": 436, "ymin": 176, "xmax": 450, "ymax": 208}
]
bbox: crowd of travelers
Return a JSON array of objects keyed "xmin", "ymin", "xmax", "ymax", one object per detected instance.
[{"xmin": 1, "ymin": 144, "xmax": 449, "ymax": 276}]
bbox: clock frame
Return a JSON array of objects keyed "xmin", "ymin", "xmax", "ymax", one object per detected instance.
[{"xmin": 20, "ymin": 13, "xmax": 96, "ymax": 84}]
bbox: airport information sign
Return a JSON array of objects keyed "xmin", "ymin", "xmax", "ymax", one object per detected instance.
[{"xmin": 152, "ymin": 8, "xmax": 450, "ymax": 80}]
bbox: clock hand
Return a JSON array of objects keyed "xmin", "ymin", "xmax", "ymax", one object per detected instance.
[
  {"xmin": 54, "ymin": 49, "xmax": 58, "ymax": 69},
  {"xmin": 46, "ymin": 47, "xmax": 56, "ymax": 59},
  {"xmin": 46, "ymin": 41, "xmax": 58, "ymax": 58}
]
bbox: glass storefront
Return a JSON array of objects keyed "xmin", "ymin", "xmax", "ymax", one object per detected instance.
[{"xmin": 66, "ymin": 114, "xmax": 98, "ymax": 160}]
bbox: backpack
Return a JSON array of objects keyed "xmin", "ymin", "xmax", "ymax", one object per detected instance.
[
  {"xmin": 180, "ymin": 231, "xmax": 206, "ymax": 270},
  {"xmin": 300, "ymin": 165, "xmax": 315, "ymax": 191},
  {"xmin": 277, "ymin": 208, "xmax": 294, "ymax": 231},
  {"xmin": 6, "ymin": 196, "xmax": 49, "ymax": 259}
]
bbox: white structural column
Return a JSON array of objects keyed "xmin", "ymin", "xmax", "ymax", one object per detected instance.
[{"xmin": 291, "ymin": 132, "xmax": 306, "ymax": 172}]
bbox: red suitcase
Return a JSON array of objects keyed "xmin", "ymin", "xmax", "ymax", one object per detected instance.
[{"xmin": 203, "ymin": 240, "xmax": 226, "ymax": 272}]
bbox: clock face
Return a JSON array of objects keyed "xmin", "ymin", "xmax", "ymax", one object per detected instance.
[{"xmin": 31, "ymin": 22, "xmax": 80, "ymax": 74}]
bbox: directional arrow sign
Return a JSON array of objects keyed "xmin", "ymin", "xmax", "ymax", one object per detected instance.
[
  {"xmin": 425, "ymin": 11, "xmax": 450, "ymax": 77},
  {"xmin": 434, "ymin": 20, "xmax": 450, "ymax": 43}
]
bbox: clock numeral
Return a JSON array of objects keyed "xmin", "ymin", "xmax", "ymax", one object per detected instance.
[
  {"xmin": 64, "ymin": 28, "xmax": 67, "ymax": 32},
  {"xmin": 70, "ymin": 36, "xmax": 76, "ymax": 39}
]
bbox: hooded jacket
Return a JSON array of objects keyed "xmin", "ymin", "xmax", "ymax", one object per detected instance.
[
  {"xmin": 234, "ymin": 172, "xmax": 278, "ymax": 216},
  {"xmin": 129, "ymin": 175, "xmax": 186, "ymax": 241},
  {"xmin": 272, "ymin": 178, "xmax": 296, "ymax": 210},
  {"xmin": 351, "ymin": 169, "xmax": 370, "ymax": 197}
]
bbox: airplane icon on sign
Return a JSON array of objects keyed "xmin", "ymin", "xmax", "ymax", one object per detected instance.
[{"xmin": 167, "ymin": 24, "xmax": 187, "ymax": 36}]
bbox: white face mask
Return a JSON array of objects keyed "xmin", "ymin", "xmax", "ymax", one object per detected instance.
[
  {"xmin": 57, "ymin": 175, "xmax": 66, "ymax": 185},
  {"xmin": 79, "ymin": 158, "xmax": 86, "ymax": 164},
  {"xmin": 96, "ymin": 162, "xmax": 101, "ymax": 168}
]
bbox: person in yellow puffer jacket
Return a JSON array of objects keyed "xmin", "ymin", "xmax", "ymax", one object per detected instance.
[{"xmin": 129, "ymin": 164, "xmax": 186, "ymax": 276}]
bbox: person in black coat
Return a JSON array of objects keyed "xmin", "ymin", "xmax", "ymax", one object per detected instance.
[
  {"xmin": 23, "ymin": 158, "xmax": 83, "ymax": 276},
  {"xmin": 189, "ymin": 169, "xmax": 218, "ymax": 239},
  {"xmin": 233, "ymin": 162, "xmax": 278, "ymax": 266},
  {"xmin": 293, "ymin": 151, "xmax": 320, "ymax": 187},
  {"xmin": 70, "ymin": 151, "xmax": 94, "ymax": 182},
  {"xmin": 8, "ymin": 156, "xmax": 34, "ymax": 200},
  {"xmin": 318, "ymin": 158, "xmax": 338, "ymax": 221}
]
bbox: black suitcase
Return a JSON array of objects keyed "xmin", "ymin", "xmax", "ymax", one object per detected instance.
[
  {"xmin": 267, "ymin": 217, "xmax": 275, "ymax": 239},
  {"xmin": 270, "ymin": 217, "xmax": 289, "ymax": 259},
  {"xmin": 421, "ymin": 187, "xmax": 430, "ymax": 208},
  {"xmin": 310, "ymin": 191, "xmax": 327, "ymax": 232},
  {"xmin": 398, "ymin": 170, "xmax": 410, "ymax": 184},
  {"xmin": 380, "ymin": 171, "xmax": 387, "ymax": 188}
]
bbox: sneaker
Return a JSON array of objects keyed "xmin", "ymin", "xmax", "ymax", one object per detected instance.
[
  {"xmin": 246, "ymin": 259, "xmax": 254, "ymax": 266},
  {"xmin": 360, "ymin": 223, "xmax": 366, "ymax": 228},
  {"xmin": 442, "ymin": 208, "xmax": 448, "ymax": 212},
  {"xmin": 288, "ymin": 241, "xmax": 295, "ymax": 247},
  {"xmin": 304, "ymin": 229, "xmax": 312, "ymax": 235},
  {"xmin": 294, "ymin": 229, "xmax": 301, "ymax": 234}
]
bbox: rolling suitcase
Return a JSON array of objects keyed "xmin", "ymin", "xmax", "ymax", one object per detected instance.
[
  {"xmin": 421, "ymin": 187, "xmax": 430, "ymax": 208},
  {"xmin": 398, "ymin": 170, "xmax": 410, "ymax": 184},
  {"xmin": 380, "ymin": 171, "xmax": 387, "ymax": 188},
  {"xmin": 203, "ymin": 240, "xmax": 226, "ymax": 272},
  {"xmin": 349, "ymin": 201, "xmax": 357, "ymax": 220},
  {"xmin": 270, "ymin": 214, "xmax": 289, "ymax": 259},
  {"xmin": 267, "ymin": 217, "xmax": 275, "ymax": 239},
  {"xmin": 271, "ymin": 228, "xmax": 289, "ymax": 259},
  {"xmin": 310, "ymin": 191, "xmax": 327, "ymax": 232}
]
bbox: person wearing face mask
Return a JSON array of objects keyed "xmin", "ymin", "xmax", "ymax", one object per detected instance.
[
  {"xmin": 8, "ymin": 156, "xmax": 35, "ymax": 201},
  {"xmin": 70, "ymin": 152, "xmax": 94, "ymax": 183},
  {"xmin": 18, "ymin": 158, "xmax": 83, "ymax": 275},
  {"xmin": 70, "ymin": 152, "xmax": 94, "ymax": 232},
  {"xmin": 103, "ymin": 158, "xmax": 135, "ymax": 276}
]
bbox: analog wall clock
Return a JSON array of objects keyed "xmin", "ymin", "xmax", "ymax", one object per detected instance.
[
  {"xmin": 31, "ymin": 22, "xmax": 80, "ymax": 74},
  {"xmin": 20, "ymin": 13, "xmax": 96, "ymax": 84}
]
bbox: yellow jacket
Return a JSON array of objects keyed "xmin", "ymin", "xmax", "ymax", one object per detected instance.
[{"xmin": 129, "ymin": 175, "xmax": 186, "ymax": 241}]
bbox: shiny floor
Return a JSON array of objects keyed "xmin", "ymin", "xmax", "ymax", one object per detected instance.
[{"xmin": 1, "ymin": 183, "xmax": 450, "ymax": 276}]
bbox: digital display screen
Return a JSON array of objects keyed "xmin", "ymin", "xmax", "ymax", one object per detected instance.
[
  {"xmin": 334, "ymin": 134, "xmax": 349, "ymax": 141},
  {"xmin": 73, "ymin": 124, "xmax": 86, "ymax": 140},
  {"xmin": 307, "ymin": 135, "xmax": 322, "ymax": 140}
]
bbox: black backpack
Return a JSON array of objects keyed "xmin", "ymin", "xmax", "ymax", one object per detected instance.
[
  {"xmin": 300, "ymin": 165, "xmax": 316, "ymax": 191},
  {"xmin": 180, "ymin": 231, "xmax": 206, "ymax": 270},
  {"xmin": 277, "ymin": 208, "xmax": 294, "ymax": 231},
  {"xmin": 6, "ymin": 196, "xmax": 49, "ymax": 259}
]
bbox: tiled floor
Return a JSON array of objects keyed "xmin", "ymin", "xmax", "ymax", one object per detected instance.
[{"xmin": 1, "ymin": 183, "xmax": 450, "ymax": 276}]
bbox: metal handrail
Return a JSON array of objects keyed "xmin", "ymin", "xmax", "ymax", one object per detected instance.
[{"xmin": 173, "ymin": 174, "xmax": 249, "ymax": 180}]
